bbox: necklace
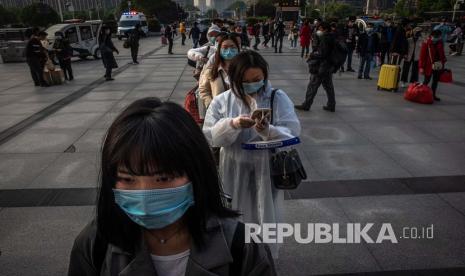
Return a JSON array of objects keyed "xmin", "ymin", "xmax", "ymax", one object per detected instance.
[{"xmin": 147, "ymin": 223, "xmax": 185, "ymax": 244}]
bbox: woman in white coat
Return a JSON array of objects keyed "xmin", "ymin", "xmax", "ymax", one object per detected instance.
[{"xmin": 203, "ymin": 51, "xmax": 301, "ymax": 258}]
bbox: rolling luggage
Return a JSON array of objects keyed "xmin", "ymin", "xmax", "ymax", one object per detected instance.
[
  {"xmin": 43, "ymin": 68, "xmax": 65, "ymax": 85},
  {"xmin": 377, "ymin": 56, "xmax": 400, "ymax": 92}
]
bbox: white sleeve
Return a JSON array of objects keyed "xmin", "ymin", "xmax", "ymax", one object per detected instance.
[
  {"xmin": 266, "ymin": 90, "xmax": 301, "ymax": 140},
  {"xmin": 187, "ymin": 46, "xmax": 206, "ymax": 61},
  {"xmin": 202, "ymin": 96, "xmax": 242, "ymax": 147}
]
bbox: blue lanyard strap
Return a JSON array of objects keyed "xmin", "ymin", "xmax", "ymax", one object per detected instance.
[{"xmin": 241, "ymin": 137, "xmax": 301, "ymax": 150}]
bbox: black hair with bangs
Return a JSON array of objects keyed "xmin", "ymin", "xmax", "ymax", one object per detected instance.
[
  {"xmin": 228, "ymin": 50, "xmax": 269, "ymax": 110},
  {"xmin": 97, "ymin": 97, "xmax": 239, "ymax": 252}
]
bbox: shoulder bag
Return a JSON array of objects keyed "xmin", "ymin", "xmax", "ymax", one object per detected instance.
[{"xmin": 269, "ymin": 89, "xmax": 307, "ymax": 189}]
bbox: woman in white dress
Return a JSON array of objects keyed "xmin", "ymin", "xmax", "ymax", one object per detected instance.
[{"xmin": 203, "ymin": 51, "xmax": 301, "ymax": 258}]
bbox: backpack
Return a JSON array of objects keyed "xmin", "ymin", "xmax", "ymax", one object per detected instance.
[
  {"xmin": 330, "ymin": 41, "xmax": 348, "ymax": 73},
  {"xmin": 184, "ymin": 85, "xmax": 204, "ymax": 124}
]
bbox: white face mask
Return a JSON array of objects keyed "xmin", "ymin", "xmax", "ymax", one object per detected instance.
[{"xmin": 316, "ymin": 30, "xmax": 323, "ymax": 36}]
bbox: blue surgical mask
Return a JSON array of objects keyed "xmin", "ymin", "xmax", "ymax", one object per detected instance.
[
  {"xmin": 220, "ymin": 48, "xmax": 238, "ymax": 60},
  {"xmin": 113, "ymin": 182, "xmax": 195, "ymax": 229},
  {"xmin": 242, "ymin": 80, "xmax": 265, "ymax": 94},
  {"xmin": 209, "ymin": 37, "xmax": 216, "ymax": 44}
]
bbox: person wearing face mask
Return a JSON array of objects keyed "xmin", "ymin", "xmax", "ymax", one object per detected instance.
[
  {"xmin": 199, "ymin": 34, "xmax": 240, "ymax": 110},
  {"xmin": 433, "ymin": 18, "xmax": 451, "ymax": 45},
  {"xmin": 99, "ymin": 26, "xmax": 119, "ymax": 81},
  {"xmin": 188, "ymin": 22, "xmax": 201, "ymax": 48},
  {"xmin": 356, "ymin": 23, "xmax": 379, "ymax": 80},
  {"xmin": 390, "ymin": 20, "xmax": 409, "ymax": 65},
  {"xmin": 400, "ymin": 27, "xmax": 423, "ymax": 86},
  {"xmin": 203, "ymin": 51, "xmax": 301, "ymax": 259},
  {"xmin": 419, "ymin": 30, "xmax": 446, "ymax": 101},
  {"xmin": 296, "ymin": 22, "xmax": 337, "ymax": 112},
  {"xmin": 68, "ymin": 97, "xmax": 276, "ymax": 276}
]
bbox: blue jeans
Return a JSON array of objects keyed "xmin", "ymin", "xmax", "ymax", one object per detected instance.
[
  {"xmin": 358, "ymin": 53, "xmax": 373, "ymax": 78},
  {"xmin": 193, "ymin": 38, "xmax": 199, "ymax": 48}
]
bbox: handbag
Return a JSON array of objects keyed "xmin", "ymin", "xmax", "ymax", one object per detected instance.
[
  {"xmin": 404, "ymin": 82, "xmax": 433, "ymax": 104},
  {"xmin": 428, "ymin": 45, "xmax": 442, "ymax": 71},
  {"xmin": 439, "ymin": 69, "xmax": 453, "ymax": 83},
  {"xmin": 269, "ymin": 89, "xmax": 307, "ymax": 189}
]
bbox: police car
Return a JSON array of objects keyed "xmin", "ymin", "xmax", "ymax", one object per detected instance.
[{"xmin": 117, "ymin": 11, "xmax": 148, "ymax": 40}]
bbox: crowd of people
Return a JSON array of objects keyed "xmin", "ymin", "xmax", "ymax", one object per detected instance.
[{"xmin": 18, "ymin": 16, "xmax": 462, "ymax": 275}]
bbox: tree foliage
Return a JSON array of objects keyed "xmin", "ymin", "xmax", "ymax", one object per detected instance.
[
  {"xmin": 247, "ymin": 0, "xmax": 276, "ymax": 17},
  {"xmin": 20, "ymin": 3, "xmax": 60, "ymax": 27},
  {"xmin": 324, "ymin": 2, "xmax": 356, "ymax": 20},
  {"xmin": 0, "ymin": 5, "xmax": 19, "ymax": 27}
]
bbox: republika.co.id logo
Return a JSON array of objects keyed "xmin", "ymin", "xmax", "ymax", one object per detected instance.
[{"xmin": 245, "ymin": 223, "xmax": 434, "ymax": 244}]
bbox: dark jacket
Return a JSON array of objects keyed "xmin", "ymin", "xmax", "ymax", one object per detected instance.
[
  {"xmin": 310, "ymin": 32, "xmax": 336, "ymax": 75},
  {"xmin": 129, "ymin": 29, "xmax": 143, "ymax": 47},
  {"xmin": 189, "ymin": 26, "xmax": 201, "ymax": 39},
  {"xmin": 357, "ymin": 32, "xmax": 379, "ymax": 56},
  {"xmin": 343, "ymin": 24, "xmax": 359, "ymax": 48},
  {"xmin": 390, "ymin": 28, "xmax": 408, "ymax": 55},
  {"xmin": 380, "ymin": 25, "xmax": 396, "ymax": 50},
  {"xmin": 274, "ymin": 22, "xmax": 285, "ymax": 37},
  {"xmin": 53, "ymin": 38, "xmax": 73, "ymax": 61},
  {"xmin": 99, "ymin": 34, "xmax": 118, "ymax": 69},
  {"xmin": 68, "ymin": 217, "xmax": 276, "ymax": 276},
  {"xmin": 25, "ymin": 37, "xmax": 47, "ymax": 62},
  {"xmin": 164, "ymin": 25, "xmax": 174, "ymax": 40}
]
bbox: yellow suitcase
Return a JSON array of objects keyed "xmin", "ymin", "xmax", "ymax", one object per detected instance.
[{"xmin": 377, "ymin": 63, "xmax": 400, "ymax": 92}]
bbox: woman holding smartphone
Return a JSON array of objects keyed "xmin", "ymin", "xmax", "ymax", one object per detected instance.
[
  {"xmin": 203, "ymin": 51, "xmax": 301, "ymax": 258},
  {"xmin": 68, "ymin": 97, "xmax": 276, "ymax": 275}
]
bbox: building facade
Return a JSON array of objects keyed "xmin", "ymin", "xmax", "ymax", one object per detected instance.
[{"xmin": 0, "ymin": 0, "xmax": 122, "ymax": 11}]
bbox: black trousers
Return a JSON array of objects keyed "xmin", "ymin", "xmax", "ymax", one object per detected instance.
[
  {"xmin": 271, "ymin": 34, "xmax": 275, "ymax": 47},
  {"xmin": 27, "ymin": 59, "xmax": 46, "ymax": 85},
  {"xmin": 263, "ymin": 34, "xmax": 270, "ymax": 46},
  {"xmin": 302, "ymin": 72, "xmax": 336, "ymax": 109},
  {"xmin": 275, "ymin": 36, "xmax": 284, "ymax": 53},
  {"xmin": 345, "ymin": 46, "xmax": 355, "ymax": 69},
  {"xmin": 253, "ymin": 36, "xmax": 260, "ymax": 49},
  {"xmin": 181, "ymin": 33, "xmax": 186, "ymax": 45},
  {"xmin": 380, "ymin": 47, "xmax": 390, "ymax": 65},
  {"xmin": 301, "ymin": 46, "xmax": 309, "ymax": 57},
  {"xmin": 423, "ymin": 70, "xmax": 441, "ymax": 94},
  {"xmin": 401, "ymin": 60, "xmax": 419, "ymax": 83},
  {"xmin": 168, "ymin": 38, "xmax": 173, "ymax": 53},
  {"xmin": 130, "ymin": 45, "xmax": 139, "ymax": 63},
  {"xmin": 59, "ymin": 59, "xmax": 73, "ymax": 80}
]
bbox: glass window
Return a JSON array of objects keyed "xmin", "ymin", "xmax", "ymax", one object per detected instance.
[
  {"xmin": 91, "ymin": 24, "xmax": 99, "ymax": 37},
  {"xmin": 79, "ymin": 25, "xmax": 92, "ymax": 41},
  {"xmin": 119, "ymin": 20, "xmax": 139, "ymax": 27},
  {"xmin": 65, "ymin": 27, "xmax": 78, "ymax": 44}
]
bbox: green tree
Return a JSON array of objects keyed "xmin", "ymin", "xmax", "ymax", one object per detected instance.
[
  {"xmin": 247, "ymin": 0, "xmax": 276, "ymax": 17},
  {"xmin": 0, "ymin": 5, "xmax": 19, "ymax": 27},
  {"xmin": 325, "ymin": 2, "xmax": 356, "ymax": 20},
  {"xmin": 20, "ymin": 3, "xmax": 60, "ymax": 27}
]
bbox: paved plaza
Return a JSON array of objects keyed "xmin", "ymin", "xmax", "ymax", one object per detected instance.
[{"xmin": 1, "ymin": 36, "xmax": 465, "ymax": 275}]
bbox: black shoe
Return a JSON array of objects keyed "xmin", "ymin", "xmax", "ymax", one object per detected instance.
[
  {"xmin": 69, "ymin": 77, "xmax": 74, "ymax": 81},
  {"xmin": 364, "ymin": 77, "xmax": 372, "ymax": 80},
  {"xmin": 434, "ymin": 96, "xmax": 441, "ymax": 101},
  {"xmin": 134, "ymin": 61, "xmax": 139, "ymax": 64},
  {"xmin": 105, "ymin": 78, "xmax": 115, "ymax": 81},
  {"xmin": 340, "ymin": 68, "xmax": 345, "ymax": 72},
  {"xmin": 323, "ymin": 106, "xmax": 335, "ymax": 112},
  {"xmin": 34, "ymin": 83, "xmax": 40, "ymax": 86},
  {"xmin": 295, "ymin": 104, "xmax": 310, "ymax": 111},
  {"xmin": 40, "ymin": 83, "xmax": 50, "ymax": 87},
  {"xmin": 279, "ymin": 50, "xmax": 282, "ymax": 53},
  {"xmin": 347, "ymin": 68, "xmax": 355, "ymax": 72},
  {"xmin": 358, "ymin": 76, "xmax": 363, "ymax": 79}
]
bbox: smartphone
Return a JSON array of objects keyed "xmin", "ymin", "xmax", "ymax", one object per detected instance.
[{"xmin": 251, "ymin": 108, "xmax": 271, "ymax": 123}]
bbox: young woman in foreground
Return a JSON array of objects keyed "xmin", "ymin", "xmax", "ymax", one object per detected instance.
[{"xmin": 68, "ymin": 97, "xmax": 276, "ymax": 276}]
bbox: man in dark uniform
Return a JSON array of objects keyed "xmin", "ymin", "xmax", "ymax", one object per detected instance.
[
  {"xmin": 129, "ymin": 24, "xmax": 143, "ymax": 64},
  {"xmin": 25, "ymin": 29, "xmax": 49, "ymax": 87},
  {"xmin": 274, "ymin": 19, "xmax": 286, "ymax": 53},
  {"xmin": 164, "ymin": 24, "xmax": 174, "ymax": 54}
]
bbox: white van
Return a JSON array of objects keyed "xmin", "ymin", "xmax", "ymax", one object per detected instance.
[
  {"xmin": 45, "ymin": 20, "xmax": 103, "ymax": 60},
  {"xmin": 117, "ymin": 12, "xmax": 148, "ymax": 40}
]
